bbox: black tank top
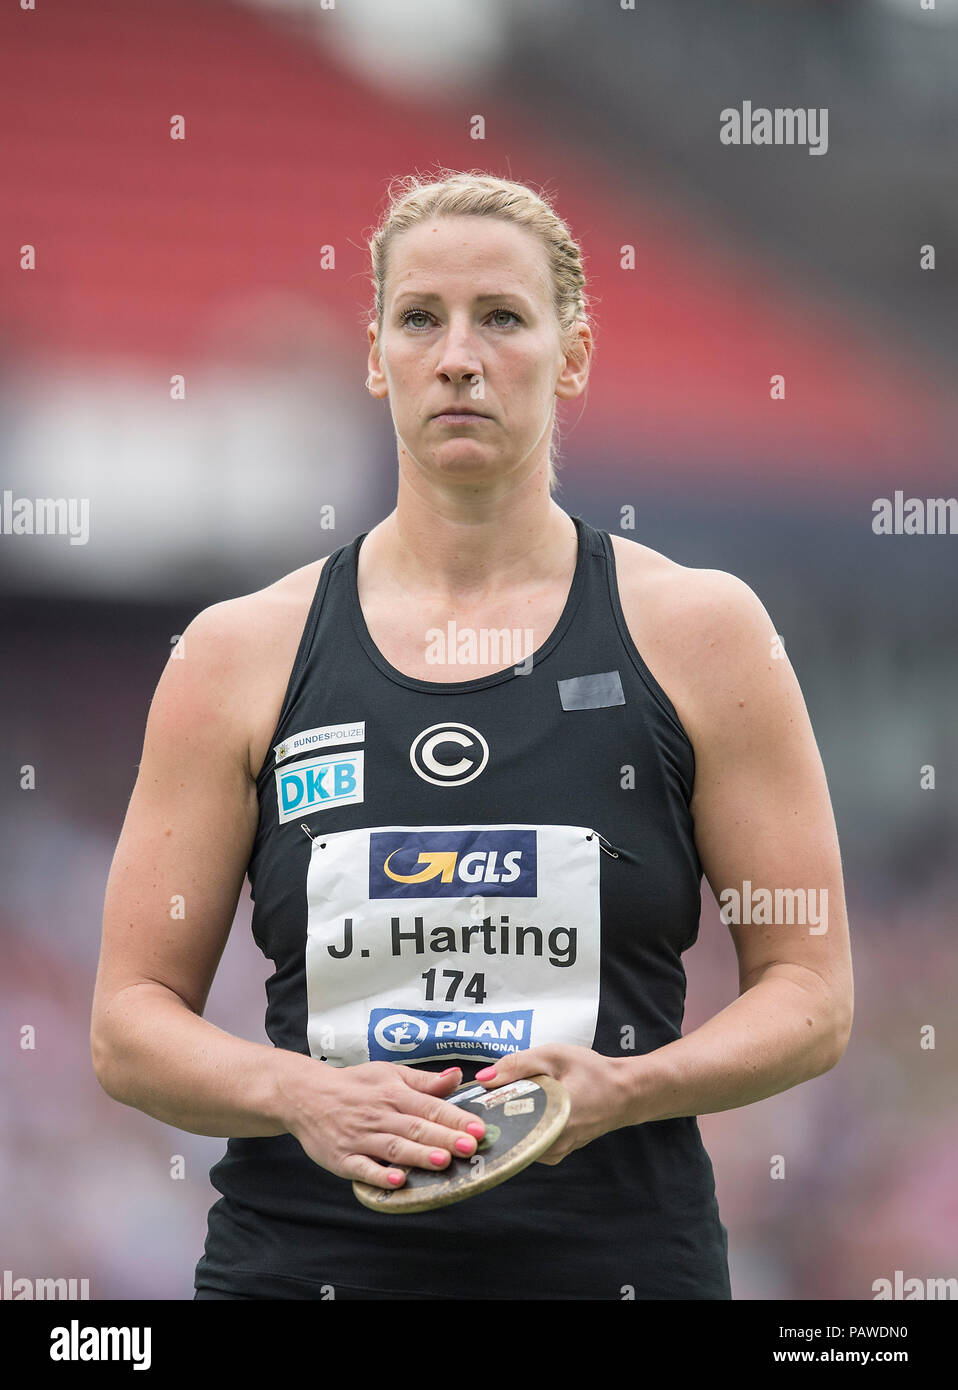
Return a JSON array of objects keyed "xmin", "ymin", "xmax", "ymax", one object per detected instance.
[{"xmin": 194, "ymin": 514, "xmax": 731, "ymax": 1300}]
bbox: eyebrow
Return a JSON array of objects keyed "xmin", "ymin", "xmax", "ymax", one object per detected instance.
[{"xmin": 393, "ymin": 290, "xmax": 532, "ymax": 308}]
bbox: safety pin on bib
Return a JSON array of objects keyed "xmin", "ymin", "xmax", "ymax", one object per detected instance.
[{"xmin": 586, "ymin": 829, "xmax": 620, "ymax": 858}]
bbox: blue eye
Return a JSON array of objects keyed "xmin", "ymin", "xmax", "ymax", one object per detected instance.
[{"xmin": 398, "ymin": 307, "xmax": 522, "ymax": 330}]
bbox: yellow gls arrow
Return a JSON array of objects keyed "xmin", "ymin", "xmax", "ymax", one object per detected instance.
[{"xmin": 383, "ymin": 850, "xmax": 458, "ymax": 883}]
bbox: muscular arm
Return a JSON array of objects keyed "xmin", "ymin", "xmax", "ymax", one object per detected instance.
[
  {"xmin": 91, "ymin": 600, "xmax": 306, "ymax": 1136},
  {"xmin": 479, "ymin": 561, "xmax": 854, "ymax": 1159},
  {"xmin": 620, "ymin": 567, "xmax": 854, "ymax": 1127},
  {"xmin": 91, "ymin": 592, "xmax": 484, "ymax": 1186}
]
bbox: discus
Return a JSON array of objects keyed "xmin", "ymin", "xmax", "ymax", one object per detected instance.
[{"xmin": 352, "ymin": 1073, "xmax": 570, "ymax": 1214}]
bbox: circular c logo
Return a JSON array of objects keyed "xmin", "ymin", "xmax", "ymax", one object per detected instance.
[{"xmin": 409, "ymin": 723, "xmax": 489, "ymax": 787}]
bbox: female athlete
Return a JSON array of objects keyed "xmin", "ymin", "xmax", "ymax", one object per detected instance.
[{"xmin": 91, "ymin": 170, "xmax": 853, "ymax": 1300}]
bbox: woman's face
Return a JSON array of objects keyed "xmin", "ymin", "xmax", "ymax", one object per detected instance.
[{"xmin": 368, "ymin": 215, "xmax": 588, "ymax": 488}]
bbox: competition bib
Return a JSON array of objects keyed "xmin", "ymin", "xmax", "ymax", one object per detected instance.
[{"xmin": 304, "ymin": 823, "xmax": 601, "ymax": 1067}]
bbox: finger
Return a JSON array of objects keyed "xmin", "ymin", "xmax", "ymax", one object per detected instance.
[
  {"xmin": 387, "ymin": 1078, "xmax": 486, "ymax": 1139},
  {"xmin": 475, "ymin": 1051, "xmax": 544, "ymax": 1088},
  {"xmin": 535, "ymin": 1151, "xmax": 565, "ymax": 1166},
  {"xmin": 399, "ymin": 1065, "xmax": 462, "ymax": 1095},
  {"xmin": 388, "ymin": 1065, "xmax": 478, "ymax": 1123},
  {"xmin": 343, "ymin": 1153, "xmax": 409, "ymax": 1190},
  {"xmin": 391, "ymin": 1109, "xmax": 486, "ymax": 1157},
  {"xmin": 401, "ymin": 1089, "xmax": 487, "ymax": 1145},
  {"xmin": 534, "ymin": 1136, "xmax": 572, "ymax": 1166},
  {"xmin": 363, "ymin": 1129, "xmax": 478, "ymax": 1173}
]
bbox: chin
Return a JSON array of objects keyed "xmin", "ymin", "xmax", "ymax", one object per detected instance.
[
  {"xmin": 421, "ymin": 445, "xmax": 499, "ymax": 478},
  {"xmin": 399, "ymin": 438, "xmax": 515, "ymax": 487}
]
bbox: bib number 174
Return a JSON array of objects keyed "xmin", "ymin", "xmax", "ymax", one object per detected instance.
[{"xmin": 421, "ymin": 969, "xmax": 487, "ymax": 1005}]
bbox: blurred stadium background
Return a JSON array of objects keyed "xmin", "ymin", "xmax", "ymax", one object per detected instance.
[{"xmin": 1, "ymin": 0, "xmax": 956, "ymax": 1300}]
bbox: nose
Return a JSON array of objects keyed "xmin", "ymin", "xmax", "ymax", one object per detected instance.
[{"xmin": 434, "ymin": 314, "xmax": 483, "ymax": 387}]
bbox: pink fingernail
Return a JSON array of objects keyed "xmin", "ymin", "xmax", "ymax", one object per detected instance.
[
  {"xmin": 476, "ymin": 1066, "xmax": 497, "ymax": 1080},
  {"xmin": 466, "ymin": 1122, "xmax": 485, "ymax": 1139},
  {"xmin": 440, "ymin": 1067, "xmax": 460, "ymax": 1077},
  {"xmin": 429, "ymin": 1150, "xmax": 448, "ymax": 1165},
  {"xmin": 387, "ymin": 1170, "xmax": 404, "ymax": 1186},
  {"xmin": 455, "ymin": 1136, "xmax": 475, "ymax": 1155}
]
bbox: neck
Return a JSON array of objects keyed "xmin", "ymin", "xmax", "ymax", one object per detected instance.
[{"xmin": 364, "ymin": 464, "xmax": 576, "ymax": 603}]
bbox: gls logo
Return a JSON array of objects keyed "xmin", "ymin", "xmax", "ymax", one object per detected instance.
[
  {"xmin": 369, "ymin": 829, "xmax": 537, "ymax": 899},
  {"xmin": 275, "ymin": 752, "xmax": 364, "ymax": 824},
  {"xmin": 409, "ymin": 723, "xmax": 489, "ymax": 786}
]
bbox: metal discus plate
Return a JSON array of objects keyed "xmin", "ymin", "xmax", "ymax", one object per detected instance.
[{"xmin": 352, "ymin": 1073, "xmax": 570, "ymax": 1214}]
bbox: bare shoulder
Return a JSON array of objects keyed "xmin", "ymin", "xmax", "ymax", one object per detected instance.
[
  {"xmin": 608, "ymin": 533, "xmax": 776, "ymax": 643},
  {"xmin": 608, "ymin": 533, "xmax": 782, "ymax": 744},
  {"xmin": 182, "ymin": 555, "xmax": 331, "ymax": 655},
  {"xmin": 171, "ymin": 555, "xmax": 332, "ymax": 779}
]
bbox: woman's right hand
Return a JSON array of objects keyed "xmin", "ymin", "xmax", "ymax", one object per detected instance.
[{"xmin": 277, "ymin": 1059, "xmax": 487, "ymax": 1189}]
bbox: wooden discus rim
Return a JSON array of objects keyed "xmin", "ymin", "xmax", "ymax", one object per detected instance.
[{"xmin": 352, "ymin": 1072, "xmax": 570, "ymax": 1215}]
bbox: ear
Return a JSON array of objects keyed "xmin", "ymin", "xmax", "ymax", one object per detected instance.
[
  {"xmin": 555, "ymin": 320, "xmax": 592, "ymax": 402},
  {"xmin": 366, "ymin": 322, "xmax": 388, "ymax": 399}
]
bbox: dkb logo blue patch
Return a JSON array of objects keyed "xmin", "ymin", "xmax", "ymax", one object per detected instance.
[{"xmin": 275, "ymin": 751, "xmax": 364, "ymax": 824}]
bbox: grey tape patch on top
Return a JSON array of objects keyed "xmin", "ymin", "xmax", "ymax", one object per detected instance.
[{"xmin": 557, "ymin": 669, "xmax": 626, "ymax": 711}]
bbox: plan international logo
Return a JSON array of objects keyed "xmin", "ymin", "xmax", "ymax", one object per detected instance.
[
  {"xmin": 720, "ymin": 102, "xmax": 828, "ymax": 156},
  {"xmin": 368, "ymin": 1008, "xmax": 534, "ymax": 1064}
]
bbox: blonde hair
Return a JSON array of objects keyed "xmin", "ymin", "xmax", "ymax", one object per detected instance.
[{"xmin": 366, "ymin": 168, "xmax": 594, "ymax": 493}]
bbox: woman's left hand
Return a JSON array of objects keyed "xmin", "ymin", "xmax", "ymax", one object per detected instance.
[{"xmin": 474, "ymin": 1045, "xmax": 634, "ymax": 1165}]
